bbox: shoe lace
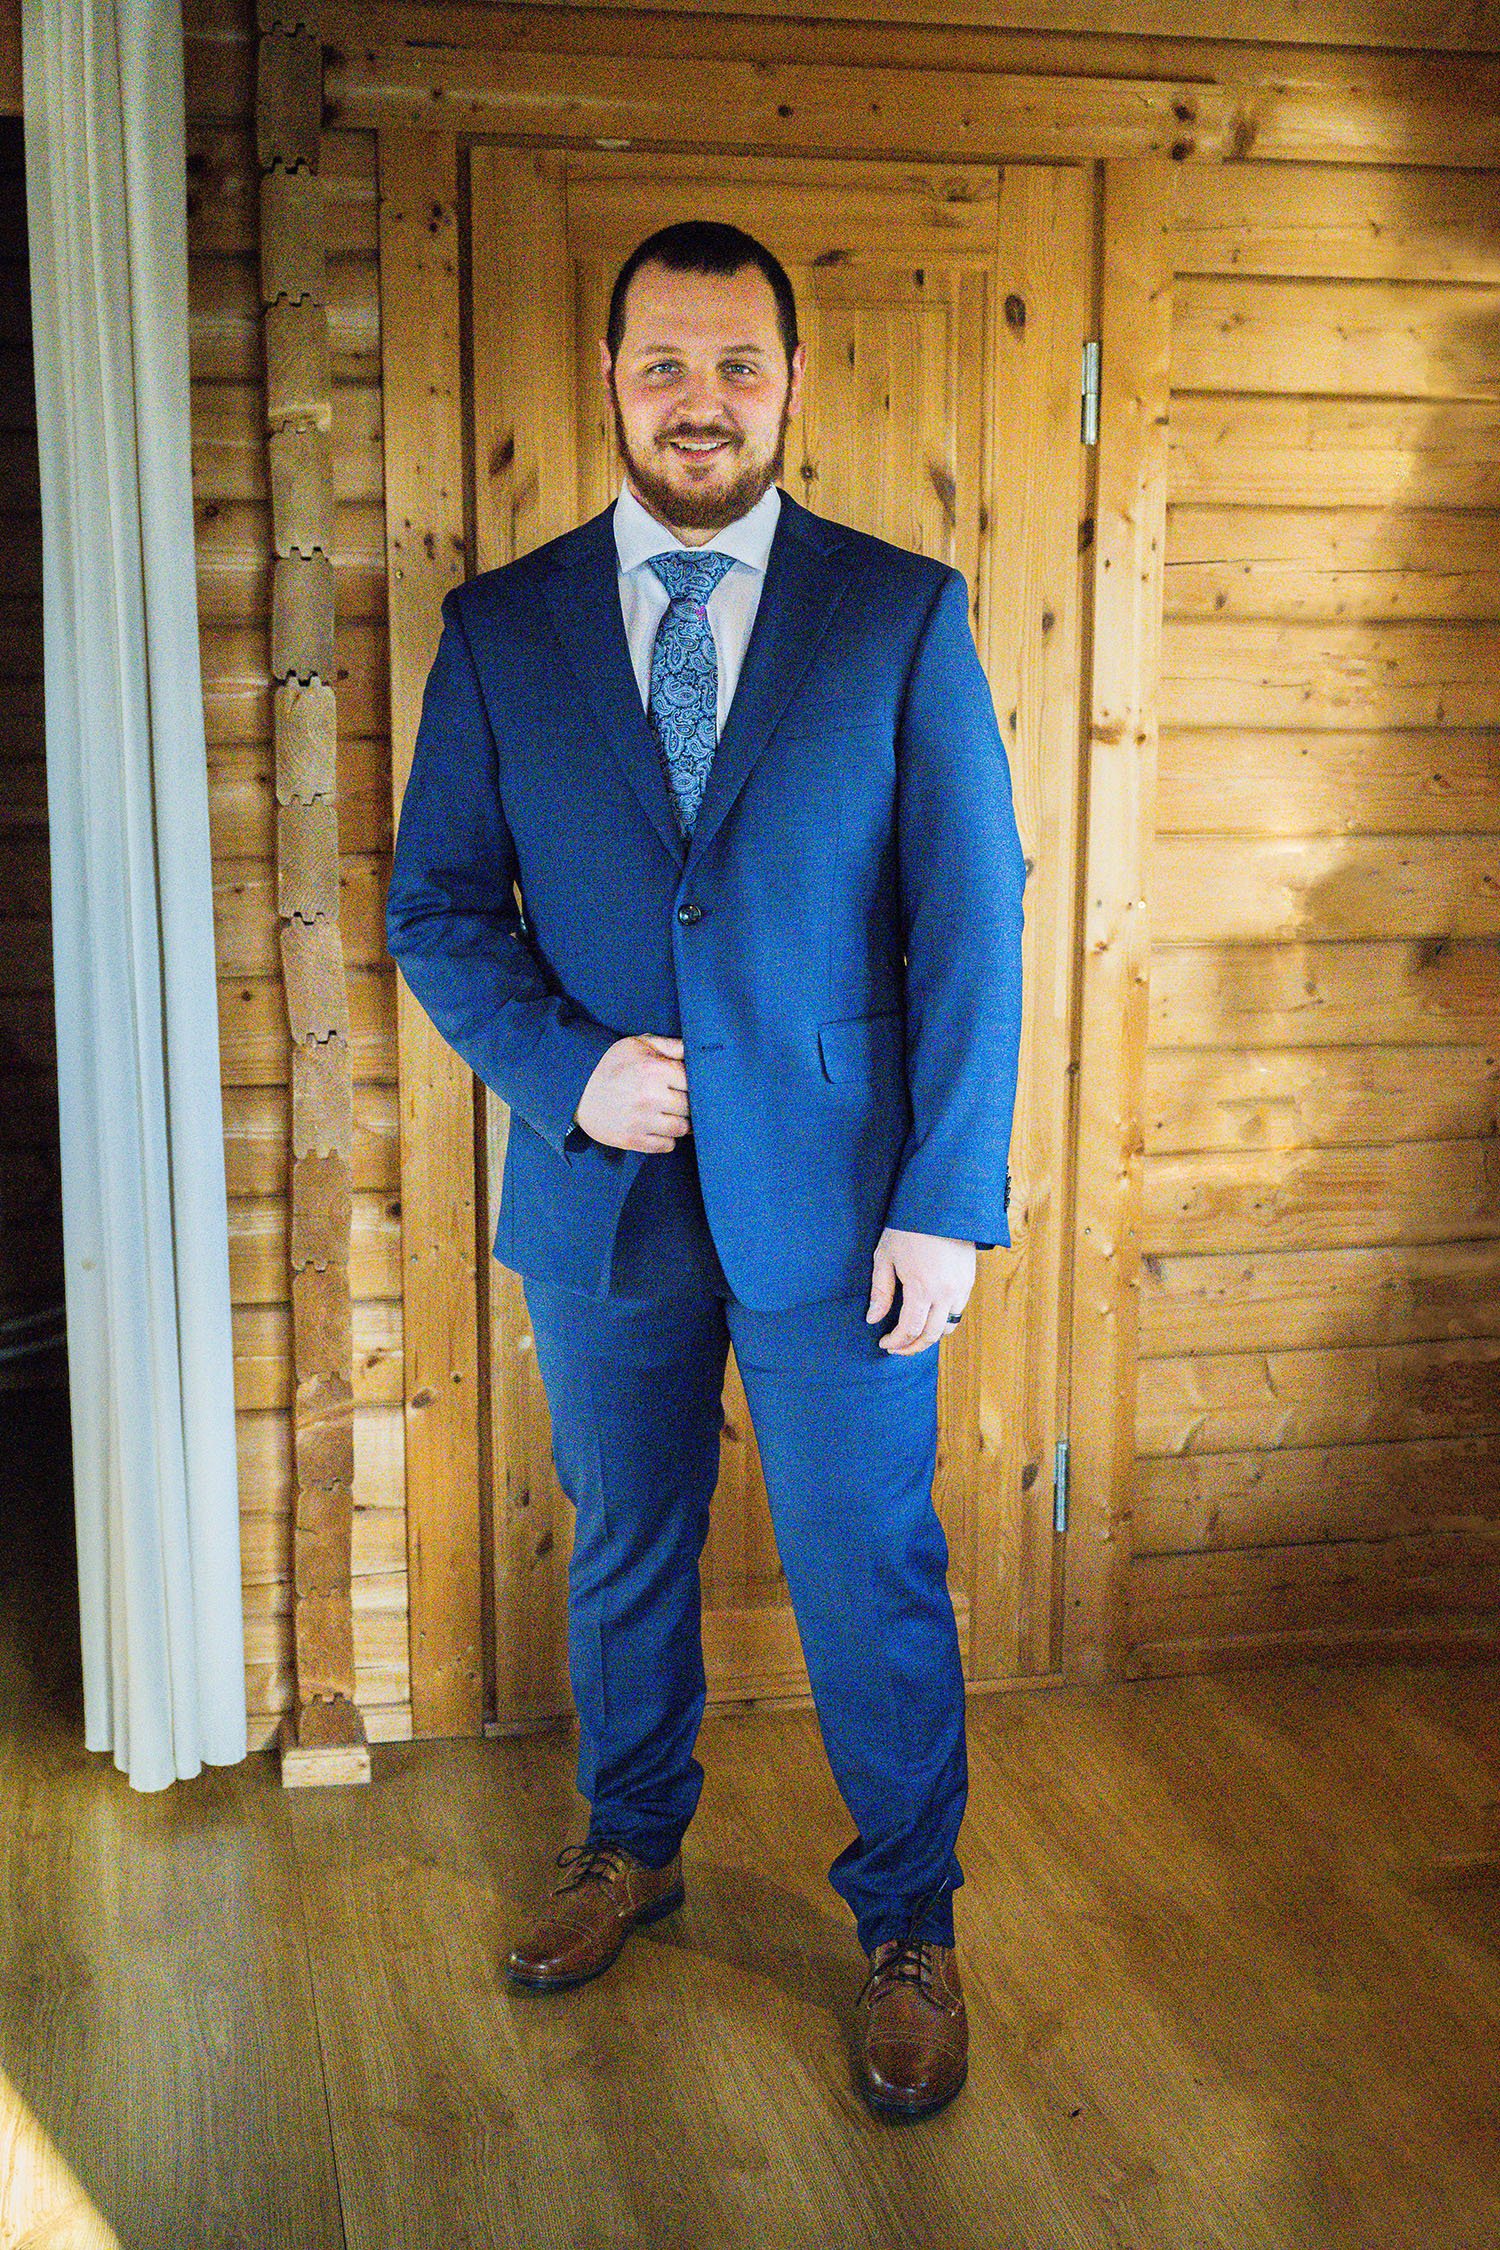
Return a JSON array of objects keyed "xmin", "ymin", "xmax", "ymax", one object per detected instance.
[
  {"xmin": 857, "ymin": 1883, "xmax": 949, "ymax": 2008},
  {"xmin": 552, "ymin": 1839, "xmax": 631, "ymax": 1895}
]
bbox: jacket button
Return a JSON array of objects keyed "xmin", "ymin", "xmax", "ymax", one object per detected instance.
[{"xmin": 677, "ymin": 903, "xmax": 703, "ymax": 925}]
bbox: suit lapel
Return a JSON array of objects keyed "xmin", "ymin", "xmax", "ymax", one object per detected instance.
[
  {"xmin": 686, "ymin": 496, "xmax": 853, "ymax": 873},
  {"xmin": 538, "ymin": 496, "xmax": 851, "ymax": 875},
  {"xmin": 539, "ymin": 511, "xmax": 686, "ymax": 869}
]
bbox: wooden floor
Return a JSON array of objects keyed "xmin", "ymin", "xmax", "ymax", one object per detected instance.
[{"xmin": 1, "ymin": 1394, "xmax": 1498, "ymax": 2247}]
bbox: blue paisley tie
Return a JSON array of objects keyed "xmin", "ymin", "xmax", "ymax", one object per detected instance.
[{"xmin": 647, "ymin": 550, "xmax": 736, "ymax": 837}]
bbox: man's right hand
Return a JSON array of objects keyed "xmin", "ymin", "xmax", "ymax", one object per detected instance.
[{"xmin": 573, "ymin": 1034, "xmax": 691, "ymax": 1153}]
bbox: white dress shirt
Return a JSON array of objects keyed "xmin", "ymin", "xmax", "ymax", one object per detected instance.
[{"xmin": 612, "ymin": 480, "xmax": 781, "ymax": 737}]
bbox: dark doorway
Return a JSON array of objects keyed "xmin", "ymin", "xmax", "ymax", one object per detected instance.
[{"xmin": 0, "ymin": 112, "xmax": 78, "ymax": 1734}]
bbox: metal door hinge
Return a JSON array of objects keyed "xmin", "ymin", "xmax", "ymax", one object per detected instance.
[
  {"xmin": 1053, "ymin": 1436, "xmax": 1069, "ymax": 1534},
  {"xmin": 1080, "ymin": 341, "xmax": 1100, "ymax": 446}
]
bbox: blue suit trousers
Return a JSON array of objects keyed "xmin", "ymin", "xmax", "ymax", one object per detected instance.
[{"xmin": 520, "ymin": 1135, "xmax": 967, "ymax": 1954}]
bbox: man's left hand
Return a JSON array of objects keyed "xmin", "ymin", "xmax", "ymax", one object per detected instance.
[{"xmin": 865, "ymin": 1227, "xmax": 977, "ymax": 1355}]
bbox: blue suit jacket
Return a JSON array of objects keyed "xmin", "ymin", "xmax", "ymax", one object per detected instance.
[{"xmin": 385, "ymin": 491, "xmax": 1027, "ymax": 1310}]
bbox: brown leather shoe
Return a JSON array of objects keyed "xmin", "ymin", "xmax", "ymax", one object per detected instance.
[
  {"xmin": 856, "ymin": 1937, "xmax": 969, "ymax": 2117},
  {"xmin": 506, "ymin": 1840, "xmax": 685, "ymax": 1991}
]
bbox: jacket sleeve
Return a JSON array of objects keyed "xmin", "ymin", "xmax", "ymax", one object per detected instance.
[
  {"xmin": 384, "ymin": 589, "xmax": 619, "ymax": 1159},
  {"xmin": 882, "ymin": 567, "xmax": 1027, "ymax": 1249}
]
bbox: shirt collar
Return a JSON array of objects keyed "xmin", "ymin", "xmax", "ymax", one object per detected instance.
[{"xmin": 612, "ymin": 480, "xmax": 781, "ymax": 577}]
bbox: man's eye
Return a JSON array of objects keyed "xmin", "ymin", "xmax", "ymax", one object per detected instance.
[
  {"xmin": 723, "ymin": 363, "xmax": 758, "ymax": 378},
  {"xmin": 644, "ymin": 362, "xmax": 680, "ymax": 378}
]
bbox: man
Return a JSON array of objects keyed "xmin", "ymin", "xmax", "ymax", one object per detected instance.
[{"xmin": 386, "ymin": 221, "xmax": 1026, "ymax": 2119}]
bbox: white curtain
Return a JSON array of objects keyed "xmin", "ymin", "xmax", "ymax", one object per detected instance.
[{"xmin": 23, "ymin": 0, "xmax": 247, "ymax": 1787}]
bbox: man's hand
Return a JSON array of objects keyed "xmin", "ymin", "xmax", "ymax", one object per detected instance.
[
  {"xmin": 865, "ymin": 1226, "xmax": 976, "ymax": 1355},
  {"xmin": 574, "ymin": 1034, "xmax": 691, "ymax": 1153}
]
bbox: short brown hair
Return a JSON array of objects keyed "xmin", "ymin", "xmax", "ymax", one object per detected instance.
[{"xmin": 607, "ymin": 221, "xmax": 800, "ymax": 370}]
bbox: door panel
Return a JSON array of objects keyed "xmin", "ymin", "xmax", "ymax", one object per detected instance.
[{"xmin": 463, "ymin": 147, "xmax": 1089, "ymax": 1721}]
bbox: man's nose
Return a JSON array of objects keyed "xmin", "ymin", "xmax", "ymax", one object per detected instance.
[{"xmin": 676, "ymin": 368, "xmax": 724, "ymax": 420}]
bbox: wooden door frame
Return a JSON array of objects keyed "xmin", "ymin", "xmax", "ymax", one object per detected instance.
[
  {"xmin": 379, "ymin": 133, "xmax": 485, "ymax": 1739},
  {"xmin": 379, "ymin": 127, "xmax": 1166, "ymax": 1731},
  {"xmin": 470, "ymin": 147, "xmax": 1091, "ymax": 1720},
  {"xmin": 1062, "ymin": 159, "xmax": 1176, "ymax": 1685}
]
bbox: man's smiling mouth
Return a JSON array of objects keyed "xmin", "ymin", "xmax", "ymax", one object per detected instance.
[{"xmin": 664, "ymin": 432, "xmax": 738, "ymax": 460}]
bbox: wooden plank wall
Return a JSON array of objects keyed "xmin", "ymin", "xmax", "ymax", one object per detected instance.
[
  {"xmin": 184, "ymin": 3, "xmax": 412, "ymax": 1744},
  {"xmin": 1134, "ymin": 163, "xmax": 1500, "ymax": 1673},
  {"xmin": 0, "ymin": 116, "xmax": 61, "ymax": 1392},
  {"xmin": 173, "ymin": 0, "xmax": 1500, "ymax": 1727}
]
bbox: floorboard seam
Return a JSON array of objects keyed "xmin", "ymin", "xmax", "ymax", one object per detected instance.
[{"xmin": 286, "ymin": 1801, "xmax": 354, "ymax": 2250}]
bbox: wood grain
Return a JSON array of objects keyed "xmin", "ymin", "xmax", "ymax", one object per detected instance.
[
  {"xmin": 317, "ymin": 24, "xmax": 1500, "ymax": 169},
  {"xmin": 201, "ymin": 619, "xmax": 385, "ymax": 743},
  {"xmin": 315, "ymin": 0, "xmax": 1500, "ymax": 53},
  {"xmin": 1136, "ymin": 1432, "xmax": 1500, "ymax": 1552},
  {"xmin": 1161, "ymin": 618, "xmax": 1500, "ymax": 732},
  {"xmin": 1065, "ymin": 161, "xmax": 1174, "ymax": 1684},
  {"xmin": 235, "ymin": 1296, "xmax": 403, "ymax": 1413},
  {"xmin": 1145, "ymin": 1042, "xmax": 1500, "ymax": 1153},
  {"xmin": 1168, "ymin": 396, "xmax": 1500, "ymax": 510},
  {"xmin": 258, "ymin": 37, "xmax": 370, "ymax": 1776},
  {"xmin": 221, "ymin": 1080, "xmax": 391, "ymax": 1196},
  {"xmin": 217, "ymin": 966, "xmax": 395, "ymax": 1086},
  {"xmin": 1173, "ymin": 162, "xmax": 1500, "ymax": 282},
  {"xmin": 379, "ymin": 130, "xmax": 483, "ymax": 1740},
  {"xmin": 0, "ymin": 1755, "xmax": 345, "ymax": 2243},
  {"xmin": 279, "ymin": 923, "xmax": 353, "ymax": 1043},
  {"xmin": 260, "ymin": 164, "xmax": 327, "ymax": 307},
  {"xmin": 191, "ymin": 124, "xmax": 377, "ymax": 262},
  {"xmin": 1165, "ymin": 506, "xmax": 1500, "ymax": 625},
  {"xmin": 1140, "ymin": 1240, "xmax": 1500, "ymax": 1356},
  {"xmin": 1156, "ymin": 729, "xmax": 1500, "ymax": 837},
  {"xmin": 194, "ymin": 377, "xmax": 383, "ymax": 506},
  {"xmin": 470, "ymin": 143, "xmax": 580, "ymax": 1729},
  {"xmin": 242, "ymin": 1496, "xmax": 408, "ymax": 1586},
  {"xmin": 1149, "ymin": 938, "xmax": 1500, "ymax": 1050},
  {"xmin": 217, "ymin": 851, "xmax": 386, "ymax": 974},
  {"xmin": 1137, "ymin": 1333, "xmax": 1500, "ymax": 1455},
  {"xmin": 183, "ymin": 0, "xmax": 1500, "ymax": 1716},
  {"xmin": 210, "ymin": 738, "xmax": 390, "ymax": 859},
  {"xmin": 198, "ymin": 495, "xmax": 383, "ymax": 620},
  {"xmin": 1172, "ymin": 278, "xmax": 1500, "ymax": 400},
  {"xmin": 237, "ymin": 1401, "xmax": 406, "ymax": 1515},
  {"xmin": 330, "ymin": 45, "xmax": 1231, "ymax": 161},
  {"xmin": 37, "ymin": 1651, "xmax": 1470, "ymax": 2249},
  {"xmin": 970, "ymin": 163, "xmax": 1091, "ymax": 1681},
  {"xmin": 1151, "ymin": 832, "xmax": 1500, "ymax": 946},
  {"xmin": 229, "ymin": 1192, "xmax": 402, "ymax": 1307},
  {"xmin": 194, "ymin": 251, "xmax": 379, "ymax": 384},
  {"xmin": 1130, "ymin": 1539, "xmax": 1500, "ymax": 1648},
  {"xmin": 1144, "ymin": 1137, "xmax": 1500, "ymax": 1256},
  {"xmin": 255, "ymin": 21, "xmax": 321, "ymax": 174}
]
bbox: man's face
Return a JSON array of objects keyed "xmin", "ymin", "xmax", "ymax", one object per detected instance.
[{"xmin": 601, "ymin": 260, "xmax": 806, "ymax": 543}]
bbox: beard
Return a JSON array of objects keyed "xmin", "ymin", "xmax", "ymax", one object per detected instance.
[{"xmin": 611, "ymin": 386, "xmax": 791, "ymax": 534}]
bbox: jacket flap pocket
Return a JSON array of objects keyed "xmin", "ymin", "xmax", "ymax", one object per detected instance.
[{"xmin": 817, "ymin": 1009, "xmax": 902, "ymax": 1083}]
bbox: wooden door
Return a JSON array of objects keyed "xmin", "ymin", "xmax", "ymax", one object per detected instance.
[{"xmin": 461, "ymin": 149, "xmax": 1090, "ymax": 1723}]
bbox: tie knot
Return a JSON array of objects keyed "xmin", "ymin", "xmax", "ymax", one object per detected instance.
[{"xmin": 648, "ymin": 550, "xmax": 736, "ymax": 606}]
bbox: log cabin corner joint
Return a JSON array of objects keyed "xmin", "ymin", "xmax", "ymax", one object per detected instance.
[{"xmin": 256, "ymin": 0, "xmax": 369, "ymax": 1786}]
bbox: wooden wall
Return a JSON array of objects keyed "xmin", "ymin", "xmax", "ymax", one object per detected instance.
[
  {"xmin": 1133, "ymin": 165, "xmax": 1500, "ymax": 1672},
  {"xmin": 185, "ymin": 9, "xmax": 412, "ymax": 1744},
  {"xmin": 174, "ymin": 0, "xmax": 1500, "ymax": 1731},
  {"xmin": 0, "ymin": 115, "xmax": 62, "ymax": 1395}
]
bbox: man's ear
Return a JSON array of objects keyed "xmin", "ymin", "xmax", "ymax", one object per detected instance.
[
  {"xmin": 786, "ymin": 339, "xmax": 808, "ymax": 418},
  {"xmin": 599, "ymin": 340, "xmax": 614, "ymax": 393}
]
